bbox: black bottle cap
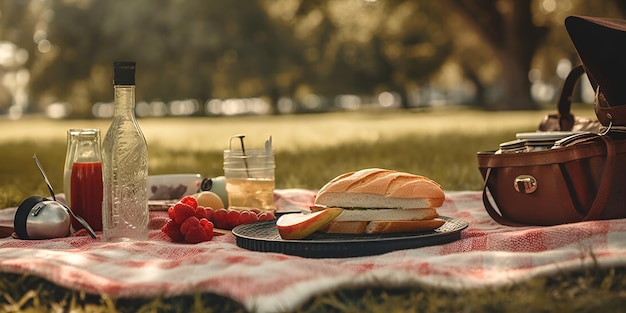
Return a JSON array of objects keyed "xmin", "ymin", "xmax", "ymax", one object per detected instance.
[{"xmin": 113, "ymin": 61, "xmax": 136, "ymax": 85}]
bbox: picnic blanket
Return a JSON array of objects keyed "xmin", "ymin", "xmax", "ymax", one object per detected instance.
[{"xmin": 1, "ymin": 190, "xmax": 626, "ymax": 313}]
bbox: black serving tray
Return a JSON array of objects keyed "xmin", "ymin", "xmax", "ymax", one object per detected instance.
[{"xmin": 232, "ymin": 216, "xmax": 468, "ymax": 258}]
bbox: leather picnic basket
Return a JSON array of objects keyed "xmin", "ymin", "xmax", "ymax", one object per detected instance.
[{"xmin": 476, "ymin": 16, "xmax": 626, "ymax": 226}]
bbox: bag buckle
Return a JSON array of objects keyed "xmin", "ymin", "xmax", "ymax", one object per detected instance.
[{"xmin": 514, "ymin": 175, "xmax": 537, "ymax": 193}]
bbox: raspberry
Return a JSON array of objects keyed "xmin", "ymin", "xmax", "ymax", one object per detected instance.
[
  {"xmin": 204, "ymin": 207, "xmax": 213, "ymax": 221},
  {"xmin": 172, "ymin": 203, "xmax": 196, "ymax": 224},
  {"xmin": 212, "ymin": 208, "xmax": 229, "ymax": 229},
  {"xmin": 195, "ymin": 206, "xmax": 208, "ymax": 220},
  {"xmin": 162, "ymin": 220, "xmax": 183, "ymax": 242},
  {"xmin": 180, "ymin": 216, "xmax": 201, "ymax": 236},
  {"xmin": 226, "ymin": 210, "xmax": 241, "ymax": 229},
  {"xmin": 184, "ymin": 225, "xmax": 210, "ymax": 244},
  {"xmin": 257, "ymin": 211, "xmax": 275, "ymax": 221},
  {"xmin": 180, "ymin": 195, "xmax": 198, "ymax": 209},
  {"xmin": 200, "ymin": 218, "xmax": 214, "ymax": 241},
  {"xmin": 161, "ymin": 198, "xmax": 215, "ymax": 243}
]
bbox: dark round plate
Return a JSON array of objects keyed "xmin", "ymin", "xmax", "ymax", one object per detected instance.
[{"xmin": 232, "ymin": 216, "xmax": 468, "ymax": 258}]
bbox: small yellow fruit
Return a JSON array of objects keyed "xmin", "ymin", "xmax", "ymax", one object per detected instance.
[{"xmin": 195, "ymin": 191, "xmax": 225, "ymax": 210}]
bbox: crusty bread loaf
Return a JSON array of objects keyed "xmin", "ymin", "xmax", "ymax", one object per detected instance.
[
  {"xmin": 318, "ymin": 219, "xmax": 445, "ymax": 234},
  {"xmin": 319, "ymin": 221, "xmax": 368, "ymax": 234},
  {"xmin": 315, "ymin": 168, "xmax": 445, "ymax": 208},
  {"xmin": 365, "ymin": 219, "xmax": 445, "ymax": 234},
  {"xmin": 313, "ymin": 169, "xmax": 446, "ymax": 235},
  {"xmin": 311, "ymin": 206, "xmax": 438, "ymax": 222}
]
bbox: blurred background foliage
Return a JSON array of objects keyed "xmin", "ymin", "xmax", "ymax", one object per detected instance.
[{"xmin": 0, "ymin": 0, "xmax": 625, "ymax": 118}]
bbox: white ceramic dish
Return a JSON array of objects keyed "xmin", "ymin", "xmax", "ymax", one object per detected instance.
[{"xmin": 148, "ymin": 174, "xmax": 202, "ymax": 200}]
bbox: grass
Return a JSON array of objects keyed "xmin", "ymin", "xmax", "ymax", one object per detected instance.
[
  {"xmin": 1, "ymin": 264, "xmax": 625, "ymax": 312},
  {"xmin": 2, "ymin": 107, "xmax": 625, "ymax": 312},
  {"xmin": 294, "ymin": 266, "xmax": 626, "ymax": 313},
  {"xmin": 1, "ymin": 107, "xmax": 543, "ymax": 208}
]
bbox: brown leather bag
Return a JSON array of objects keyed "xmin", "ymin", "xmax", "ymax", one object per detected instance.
[
  {"xmin": 477, "ymin": 15, "xmax": 626, "ymax": 226},
  {"xmin": 477, "ymin": 135, "xmax": 626, "ymax": 226}
]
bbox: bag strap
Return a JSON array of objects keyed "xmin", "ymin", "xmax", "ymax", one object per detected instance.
[
  {"xmin": 582, "ymin": 135, "xmax": 615, "ymax": 221},
  {"xmin": 556, "ymin": 64, "xmax": 585, "ymax": 131},
  {"xmin": 481, "ymin": 135, "xmax": 616, "ymax": 226},
  {"xmin": 482, "ymin": 167, "xmax": 526, "ymax": 226}
]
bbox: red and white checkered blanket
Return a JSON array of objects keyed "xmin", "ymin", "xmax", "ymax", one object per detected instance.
[{"xmin": 1, "ymin": 190, "xmax": 626, "ymax": 313}]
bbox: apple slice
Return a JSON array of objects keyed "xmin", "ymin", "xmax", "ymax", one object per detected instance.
[{"xmin": 276, "ymin": 208, "xmax": 343, "ymax": 240}]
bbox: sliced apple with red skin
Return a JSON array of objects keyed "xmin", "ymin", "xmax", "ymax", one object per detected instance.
[{"xmin": 276, "ymin": 208, "xmax": 343, "ymax": 240}]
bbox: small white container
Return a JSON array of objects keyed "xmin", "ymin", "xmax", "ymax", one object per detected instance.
[{"xmin": 148, "ymin": 174, "xmax": 202, "ymax": 200}]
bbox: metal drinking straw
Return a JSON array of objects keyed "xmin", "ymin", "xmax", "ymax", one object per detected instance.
[{"xmin": 230, "ymin": 134, "xmax": 250, "ymax": 177}]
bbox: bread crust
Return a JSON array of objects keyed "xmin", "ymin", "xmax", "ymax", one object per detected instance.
[
  {"xmin": 318, "ymin": 219, "xmax": 445, "ymax": 234},
  {"xmin": 318, "ymin": 221, "xmax": 368, "ymax": 234},
  {"xmin": 315, "ymin": 168, "xmax": 445, "ymax": 208},
  {"xmin": 365, "ymin": 219, "xmax": 445, "ymax": 234},
  {"xmin": 311, "ymin": 206, "xmax": 438, "ymax": 222}
]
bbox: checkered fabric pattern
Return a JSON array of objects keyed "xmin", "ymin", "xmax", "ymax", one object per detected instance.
[{"xmin": 1, "ymin": 190, "xmax": 625, "ymax": 313}]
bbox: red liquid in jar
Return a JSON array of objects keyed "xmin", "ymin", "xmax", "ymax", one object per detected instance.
[{"xmin": 71, "ymin": 162, "xmax": 103, "ymax": 231}]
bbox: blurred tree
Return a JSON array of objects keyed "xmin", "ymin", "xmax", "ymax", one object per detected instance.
[
  {"xmin": 2, "ymin": 0, "xmax": 626, "ymax": 116},
  {"xmin": 22, "ymin": 0, "xmax": 305, "ymax": 116},
  {"xmin": 291, "ymin": 0, "xmax": 452, "ymax": 108},
  {"xmin": 0, "ymin": 1, "xmax": 42, "ymax": 114},
  {"xmin": 444, "ymin": 0, "xmax": 626, "ymax": 110},
  {"xmin": 445, "ymin": 0, "xmax": 547, "ymax": 110},
  {"xmin": 382, "ymin": 1, "xmax": 453, "ymax": 108}
]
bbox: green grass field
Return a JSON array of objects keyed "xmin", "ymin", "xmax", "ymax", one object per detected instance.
[
  {"xmin": 2, "ymin": 107, "xmax": 625, "ymax": 312},
  {"xmin": 0, "ymin": 107, "xmax": 550, "ymax": 208}
]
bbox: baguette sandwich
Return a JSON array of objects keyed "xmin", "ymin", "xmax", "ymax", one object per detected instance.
[{"xmin": 312, "ymin": 168, "xmax": 446, "ymax": 234}]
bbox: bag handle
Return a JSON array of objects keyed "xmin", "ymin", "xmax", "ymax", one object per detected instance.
[
  {"xmin": 556, "ymin": 64, "xmax": 585, "ymax": 131},
  {"xmin": 481, "ymin": 135, "xmax": 616, "ymax": 226}
]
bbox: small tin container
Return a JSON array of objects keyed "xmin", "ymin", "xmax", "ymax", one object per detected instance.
[{"xmin": 14, "ymin": 196, "xmax": 71, "ymax": 240}]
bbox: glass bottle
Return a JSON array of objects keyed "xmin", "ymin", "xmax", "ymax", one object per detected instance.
[
  {"xmin": 102, "ymin": 61, "xmax": 149, "ymax": 241},
  {"xmin": 63, "ymin": 129, "xmax": 82, "ymax": 207},
  {"xmin": 64, "ymin": 129, "xmax": 103, "ymax": 231}
]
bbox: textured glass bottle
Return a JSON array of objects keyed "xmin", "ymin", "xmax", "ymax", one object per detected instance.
[{"xmin": 102, "ymin": 61, "xmax": 149, "ymax": 241}]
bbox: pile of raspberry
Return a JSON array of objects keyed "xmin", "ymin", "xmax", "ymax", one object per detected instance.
[
  {"xmin": 161, "ymin": 196, "xmax": 215, "ymax": 243},
  {"xmin": 161, "ymin": 195, "xmax": 277, "ymax": 243}
]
